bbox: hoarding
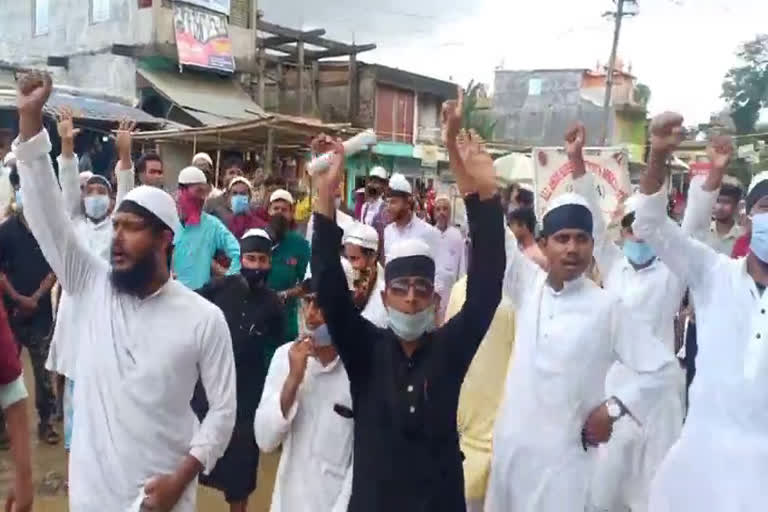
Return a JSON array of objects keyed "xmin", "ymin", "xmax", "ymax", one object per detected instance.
[{"xmin": 174, "ymin": 3, "xmax": 235, "ymax": 73}]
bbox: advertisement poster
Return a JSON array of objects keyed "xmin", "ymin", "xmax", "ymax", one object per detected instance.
[
  {"xmin": 533, "ymin": 146, "xmax": 631, "ymax": 224},
  {"xmin": 174, "ymin": 3, "xmax": 235, "ymax": 73},
  {"xmin": 179, "ymin": 0, "xmax": 230, "ymax": 16}
]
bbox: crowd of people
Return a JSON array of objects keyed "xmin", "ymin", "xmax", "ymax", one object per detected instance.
[{"xmin": 0, "ymin": 71, "xmax": 765, "ymax": 512}]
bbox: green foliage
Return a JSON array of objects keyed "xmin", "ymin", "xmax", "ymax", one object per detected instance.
[
  {"xmin": 721, "ymin": 34, "xmax": 768, "ymax": 134},
  {"xmin": 462, "ymin": 80, "xmax": 497, "ymax": 141},
  {"xmin": 633, "ymin": 83, "xmax": 651, "ymax": 106}
]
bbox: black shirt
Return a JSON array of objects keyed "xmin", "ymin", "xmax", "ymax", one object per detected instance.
[
  {"xmin": 312, "ymin": 194, "xmax": 505, "ymax": 512},
  {"xmin": 0, "ymin": 214, "xmax": 53, "ymax": 332},
  {"xmin": 192, "ymin": 274, "xmax": 285, "ymax": 424}
]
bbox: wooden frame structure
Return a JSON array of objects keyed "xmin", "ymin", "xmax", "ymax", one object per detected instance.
[{"xmin": 254, "ymin": 20, "xmax": 376, "ymax": 119}]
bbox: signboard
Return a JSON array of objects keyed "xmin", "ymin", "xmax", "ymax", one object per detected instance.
[
  {"xmin": 179, "ymin": 0, "xmax": 230, "ymax": 15},
  {"xmin": 174, "ymin": 3, "xmax": 235, "ymax": 73},
  {"xmin": 533, "ymin": 146, "xmax": 631, "ymax": 225}
]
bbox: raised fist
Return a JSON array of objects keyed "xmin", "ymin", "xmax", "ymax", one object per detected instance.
[
  {"xmin": 649, "ymin": 112, "xmax": 685, "ymax": 154},
  {"xmin": 17, "ymin": 70, "xmax": 52, "ymax": 117}
]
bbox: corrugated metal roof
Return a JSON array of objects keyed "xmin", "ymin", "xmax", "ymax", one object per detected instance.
[
  {"xmin": 0, "ymin": 88, "xmax": 163, "ymax": 125},
  {"xmin": 138, "ymin": 68, "xmax": 267, "ymax": 124}
]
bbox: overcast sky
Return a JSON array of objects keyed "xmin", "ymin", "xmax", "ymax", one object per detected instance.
[{"xmin": 260, "ymin": 0, "xmax": 768, "ymax": 124}]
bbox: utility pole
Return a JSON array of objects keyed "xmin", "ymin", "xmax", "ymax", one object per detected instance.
[{"xmin": 601, "ymin": 0, "xmax": 637, "ymax": 145}]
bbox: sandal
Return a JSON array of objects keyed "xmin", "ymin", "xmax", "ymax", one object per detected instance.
[{"xmin": 38, "ymin": 423, "xmax": 61, "ymax": 445}]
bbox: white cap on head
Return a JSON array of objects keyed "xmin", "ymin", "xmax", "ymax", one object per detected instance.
[
  {"xmin": 241, "ymin": 228, "xmax": 272, "ymax": 242},
  {"xmin": 3, "ymin": 152, "xmax": 16, "ymax": 166},
  {"xmin": 388, "ymin": 173, "xmax": 412, "ymax": 195},
  {"xmin": 228, "ymin": 176, "xmax": 252, "ymax": 192},
  {"xmin": 388, "ymin": 237, "xmax": 433, "ymax": 262},
  {"xmin": 178, "ymin": 166, "xmax": 208, "ymax": 185},
  {"xmin": 304, "ymin": 257, "xmax": 355, "ymax": 291},
  {"xmin": 343, "ymin": 222, "xmax": 380, "ymax": 251},
  {"xmin": 541, "ymin": 192, "xmax": 594, "ymax": 237},
  {"xmin": 192, "ymin": 152, "xmax": 213, "ymax": 166},
  {"xmin": 120, "ymin": 185, "xmax": 181, "ymax": 235},
  {"xmin": 270, "ymin": 188, "xmax": 294, "ymax": 205},
  {"xmin": 749, "ymin": 171, "xmax": 768, "ymax": 195},
  {"xmin": 544, "ymin": 192, "xmax": 591, "ymax": 215},
  {"xmin": 369, "ymin": 166, "xmax": 388, "ymax": 180},
  {"xmin": 79, "ymin": 171, "xmax": 94, "ymax": 186},
  {"xmin": 435, "ymin": 194, "xmax": 450, "ymax": 204}
]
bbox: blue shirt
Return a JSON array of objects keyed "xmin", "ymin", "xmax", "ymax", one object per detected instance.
[{"xmin": 173, "ymin": 212, "xmax": 241, "ymax": 290}]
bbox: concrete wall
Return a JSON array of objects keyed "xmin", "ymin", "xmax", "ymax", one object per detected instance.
[{"xmin": 493, "ymin": 69, "xmax": 608, "ymax": 146}]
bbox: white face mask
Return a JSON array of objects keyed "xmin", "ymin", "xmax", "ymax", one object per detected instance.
[
  {"xmin": 308, "ymin": 323, "xmax": 333, "ymax": 347},
  {"xmin": 84, "ymin": 194, "xmax": 110, "ymax": 220},
  {"xmin": 386, "ymin": 305, "xmax": 435, "ymax": 342}
]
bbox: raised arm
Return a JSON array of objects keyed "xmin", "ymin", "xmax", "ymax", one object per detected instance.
[
  {"xmin": 680, "ymin": 136, "xmax": 733, "ymax": 238},
  {"xmin": 55, "ymin": 107, "xmax": 82, "ymax": 219},
  {"xmin": 13, "ymin": 72, "xmax": 104, "ymax": 296},
  {"xmin": 634, "ymin": 113, "xmax": 726, "ymax": 286},
  {"xmin": 311, "ymin": 135, "xmax": 378, "ymax": 383},
  {"xmin": 114, "ymin": 119, "xmax": 137, "ymax": 205}
]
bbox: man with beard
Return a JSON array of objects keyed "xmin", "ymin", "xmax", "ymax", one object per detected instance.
[
  {"xmin": 342, "ymin": 222, "xmax": 387, "ymax": 327},
  {"xmin": 173, "ymin": 166, "xmax": 241, "ymax": 290},
  {"xmin": 433, "ymin": 196, "xmax": 466, "ymax": 324},
  {"xmin": 266, "ymin": 189, "xmax": 310, "ymax": 364},
  {"xmin": 192, "ymin": 228, "xmax": 284, "ymax": 512},
  {"xmin": 0, "ymin": 165, "xmax": 58, "ymax": 444},
  {"xmin": 12, "ymin": 71, "xmax": 236, "ymax": 512},
  {"xmin": 383, "ymin": 173, "xmax": 441, "ymax": 262},
  {"xmin": 309, "ymin": 113, "xmax": 505, "ymax": 511},
  {"xmin": 360, "ymin": 166, "xmax": 388, "ymax": 227}
]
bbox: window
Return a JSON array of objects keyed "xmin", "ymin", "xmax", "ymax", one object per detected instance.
[
  {"xmin": 91, "ymin": 0, "xmax": 111, "ymax": 23},
  {"xmin": 33, "ymin": 0, "xmax": 49, "ymax": 36},
  {"xmin": 528, "ymin": 78, "xmax": 542, "ymax": 96}
]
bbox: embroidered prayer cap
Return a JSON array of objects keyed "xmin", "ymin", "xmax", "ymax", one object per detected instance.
[
  {"xmin": 119, "ymin": 185, "xmax": 181, "ymax": 236},
  {"xmin": 86, "ymin": 174, "xmax": 112, "ymax": 193},
  {"xmin": 228, "ymin": 176, "xmax": 253, "ymax": 192},
  {"xmin": 343, "ymin": 222, "xmax": 380, "ymax": 251},
  {"xmin": 178, "ymin": 166, "xmax": 208, "ymax": 185},
  {"xmin": 747, "ymin": 171, "xmax": 768, "ymax": 213},
  {"xmin": 240, "ymin": 228, "xmax": 274, "ymax": 254},
  {"xmin": 192, "ymin": 152, "xmax": 213, "ymax": 166},
  {"xmin": 388, "ymin": 173, "xmax": 412, "ymax": 196},
  {"xmin": 541, "ymin": 192, "xmax": 593, "ymax": 238},
  {"xmin": 270, "ymin": 188, "xmax": 294, "ymax": 205},
  {"xmin": 369, "ymin": 166, "xmax": 388, "ymax": 180},
  {"xmin": 384, "ymin": 238, "xmax": 435, "ymax": 284}
]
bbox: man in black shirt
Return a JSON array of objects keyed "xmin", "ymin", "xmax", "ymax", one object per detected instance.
[
  {"xmin": 309, "ymin": 99, "xmax": 505, "ymax": 511},
  {"xmin": 191, "ymin": 227, "xmax": 284, "ymax": 512},
  {"xmin": 0, "ymin": 166, "xmax": 58, "ymax": 444}
]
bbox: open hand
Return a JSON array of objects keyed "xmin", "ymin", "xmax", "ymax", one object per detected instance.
[
  {"xmin": 582, "ymin": 402, "xmax": 614, "ymax": 447},
  {"xmin": 456, "ymin": 129, "xmax": 497, "ymax": 200},
  {"xmin": 649, "ymin": 112, "xmax": 685, "ymax": 154},
  {"xmin": 116, "ymin": 118, "xmax": 136, "ymax": 158},
  {"xmin": 143, "ymin": 474, "xmax": 185, "ymax": 512},
  {"xmin": 56, "ymin": 107, "xmax": 81, "ymax": 141},
  {"xmin": 441, "ymin": 85, "xmax": 464, "ymax": 145},
  {"xmin": 707, "ymin": 135, "xmax": 734, "ymax": 171}
]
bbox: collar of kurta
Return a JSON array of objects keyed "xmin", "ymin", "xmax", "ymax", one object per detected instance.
[
  {"xmin": 621, "ymin": 257, "xmax": 660, "ymax": 274},
  {"xmin": 308, "ymin": 354, "xmax": 342, "ymax": 374},
  {"xmin": 545, "ymin": 275, "xmax": 586, "ymax": 296}
]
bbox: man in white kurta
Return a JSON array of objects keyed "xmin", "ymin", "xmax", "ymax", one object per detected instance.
[
  {"xmin": 342, "ymin": 222, "xmax": 388, "ymax": 328},
  {"xmin": 433, "ymin": 196, "xmax": 467, "ymax": 324},
  {"xmin": 633, "ymin": 119, "xmax": 768, "ymax": 512},
  {"xmin": 485, "ymin": 175, "xmax": 677, "ymax": 512},
  {"xmin": 14, "ymin": 122, "xmax": 236, "ymax": 511}
]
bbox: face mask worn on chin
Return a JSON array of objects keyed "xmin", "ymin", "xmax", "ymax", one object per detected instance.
[
  {"xmin": 241, "ymin": 267, "xmax": 269, "ymax": 288},
  {"xmin": 84, "ymin": 194, "xmax": 110, "ymax": 220},
  {"xmin": 308, "ymin": 323, "xmax": 333, "ymax": 347},
  {"xmin": 622, "ymin": 239, "xmax": 656, "ymax": 265},
  {"xmin": 749, "ymin": 212, "xmax": 768, "ymax": 262},
  {"xmin": 13, "ymin": 190, "xmax": 22, "ymax": 211},
  {"xmin": 178, "ymin": 189, "xmax": 204, "ymax": 225},
  {"xmin": 387, "ymin": 305, "xmax": 436, "ymax": 342},
  {"xmin": 230, "ymin": 195, "xmax": 250, "ymax": 215}
]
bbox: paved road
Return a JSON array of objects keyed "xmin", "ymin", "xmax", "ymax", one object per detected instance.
[{"xmin": 0, "ymin": 352, "xmax": 279, "ymax": 511}]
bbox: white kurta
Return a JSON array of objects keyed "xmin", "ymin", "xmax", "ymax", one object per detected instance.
[
  {"xmin": 681, "ymin": 176, "xmax": 744, "ymax": 256},
  {"xmin": 435, "ymin": 225, "xmax": 466, "ymax": 323},
  {"xmin": 46, "ymin": 155, "xmax": 135, "ymax": 379},
  {"xmin": 14, "ymin": 130, "xmax": 236, "ymax": 512},
  {"xmin": 361, "ymin": 196, "xmax": 383, "ymax": 226},
  {"xmin": 360, "ymin": 263, "xmax": 387, "ymax": 328},
  {"xmin": 485, "ymin": 188, "xmax": 677, "ymax": 512},
  {"xmin": 634, "ymin": 186, "xmax": 768, "ymax": 512},
  {"xmin": 254, "ymin": 343, "xmax": 353, "ymax": 512},
  {"xmin": 306, "ymin": 209, "xmax": 354, "ymax": 247}
]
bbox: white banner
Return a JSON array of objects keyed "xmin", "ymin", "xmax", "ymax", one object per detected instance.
[
  {"xmin": 532, "ymin": 147, "xmax": 631, "ymax": 224},
  {"xmin": 179, "ymin": 0, "xmax": 230, "ymax": 15}
]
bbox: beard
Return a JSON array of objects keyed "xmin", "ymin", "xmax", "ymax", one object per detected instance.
[
  {"xmin": 110, "ymin": 249, "xmax": 158, "ymax": 296},
  {"xmin": 269, "ymin": 215, "xmax": 290, "ymax": 241}
]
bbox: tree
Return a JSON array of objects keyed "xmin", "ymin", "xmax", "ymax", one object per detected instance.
[
  {"xmin": 633, "ymin": 83, "xmax": 651, "ymax": 106},
  {"xmin": 721, "ymin": 34, "xmax": 768, "ymax": 135},
  {"xmin": 462, "ymin": 80, "xmax": 497, "ymax": 141}
]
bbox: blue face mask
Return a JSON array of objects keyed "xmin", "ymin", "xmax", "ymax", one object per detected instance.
[
  {"xmin": 387, "ymin": 305, "xmax": 436, "ymax": 342},
  {"xmin": 623, "ymin": 239, "xmax": 656, "ymax": 265},
  {"xmin": 84, "ymin": 194, "xmax": 110, "ymax": 220},
  {"xmin": 14, "ymin": 189, "xmax": 21, "ymax": 211},
  {"xmin": 750, "ymin": 212, "xmax": 768, "ymax": 263},
  {"xmin": 231, "ymin": 194, "xmax": 249, "ymax": 215},
  {"xmin": 308, "ymin": 323, "xmax": 333, "ymax": 347}
]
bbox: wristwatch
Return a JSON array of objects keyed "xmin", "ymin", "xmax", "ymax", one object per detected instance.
[{"xmin": 606, "ymin": 398, "xmax": 624, "ymax": 420}]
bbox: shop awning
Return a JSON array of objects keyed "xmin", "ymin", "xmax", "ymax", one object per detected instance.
[{"xmin": 137, "ymin": 68, "xmax": 267, "ymax": 126}]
